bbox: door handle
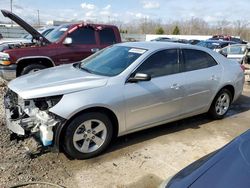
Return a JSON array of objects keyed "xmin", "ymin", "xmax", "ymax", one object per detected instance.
[
  {"xmin": 91, "ymin": 48, "xmax": 100, "ymax": 53},
  {"xmin": 171, "ymin": 83, "xmax": 180, "ymax": 90}
]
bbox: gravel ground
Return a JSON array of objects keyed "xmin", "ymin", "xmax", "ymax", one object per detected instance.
[{"xmin": 0, "ymin": 79, "xmax": 250, "ymax": 188}]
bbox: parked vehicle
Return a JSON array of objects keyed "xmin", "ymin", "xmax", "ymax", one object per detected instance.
[
  {"xmin": 22, "ymin": 26, "xmax": 56, "ymax": 40},
  {"xmin": 0, "ymin": 10, "xmax": 121, "ymax": 80},
  {"xmin": 188, "ymin": 39, "xmax": 200, "ymax": 45},
  {"xmin": 151, "ymin": 37, "xmax": 189, "ymax": 44},
  {"xmin": 219, "ymin": 44, "xmax": 250, "ymax": 81},
  {"xmin": 161, "ymin": 129, "xmax": 250, "ymax": 188},
  {"xmin": 0, "ymin": 26, "xmax": 56, "ymax": 52},
  {"xmin": 196, "ymin": 40, "xmax": 237, "ymax": 52},
  {"xmin": 4, "ymin": 42, "xmax": 244, "ymax": 159},
  {"xmin": 209, "ymin": 35, "xmax": 247, "ymax": 44}
]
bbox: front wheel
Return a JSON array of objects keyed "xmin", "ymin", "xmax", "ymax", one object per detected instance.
[
  {"xmin": 209, "ymin": 89, "xmax": 232, "ymax": 119},
  {"xmin": 63, "ymin": 112, "xmax": 113, "ymax": 159}
]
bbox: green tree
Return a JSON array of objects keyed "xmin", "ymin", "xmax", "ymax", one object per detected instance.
[
  {"xmin": 172, "ymin": 26, "xmax": 180, "ymax": 35},
  {"xmin": 155, "ymin": 27, "xmax": 164, "ymax": 34}
]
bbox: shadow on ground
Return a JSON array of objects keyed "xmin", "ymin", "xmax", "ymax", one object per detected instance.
[{"xmin": 106, "ymin": 93, "xmax": 250, "ymax": 155}]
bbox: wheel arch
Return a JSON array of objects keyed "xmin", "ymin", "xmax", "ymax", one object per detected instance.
[
  {"xmin": 16, "ymin": 56, "xmax": 55, "ymax": 76},
  {"xmin": 209, "ymin": 84, "xmax": 235, "ymax": 109},
  {"xmin": 219, "ymin": 84, "xmax": 235, "ymax": 101}
]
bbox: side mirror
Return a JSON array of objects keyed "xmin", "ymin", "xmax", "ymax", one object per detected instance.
[
  {"xmin": 128, "ymin": 73, "xmax": 151, "ymax": 83},
  {"xmin": 63, "ymin": 37, "xmax": 73, "ymax": 45}
]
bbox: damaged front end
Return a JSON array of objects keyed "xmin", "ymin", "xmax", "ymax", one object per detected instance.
[{"xmin": 4, "ymin": 89, "xmax": 65, "ymax": 148}]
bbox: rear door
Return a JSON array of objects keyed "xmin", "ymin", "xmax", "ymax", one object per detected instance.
[{"xmin": 180, "ymin": 49, "xmax": 222, "ymax": 115}]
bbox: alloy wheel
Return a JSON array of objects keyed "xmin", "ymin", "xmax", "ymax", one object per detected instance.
[
  {"xmin": 73, "ymin": 119, "xmax": 107, "ymax": 153},
  {"xmin": 215, "ymin": 92, "xmax": 230, "ymax": 116}
]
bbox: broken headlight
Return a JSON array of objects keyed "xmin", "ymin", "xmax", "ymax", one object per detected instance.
[{"xmin": 33, "ymin": 95, "xmax": 63, "ymax": 111}]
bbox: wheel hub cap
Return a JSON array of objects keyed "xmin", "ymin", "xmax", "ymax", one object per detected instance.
[
  {"xmin": 215, "ymin": 93, "xmax": 230, "ymax": 116},
  {"xmin": 73, "ymin": 119, "xmax": 107, "ymax": 153}
]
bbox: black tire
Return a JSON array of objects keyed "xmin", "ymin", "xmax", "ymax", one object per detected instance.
[
  {"xmin": 63, "ymin": 112, "xmax": 113, "ymax": 159},
  {"xmin": 209, "ymin": 88, "xmax": 232, "ymax": 120},
  {"xmin": 20, "ymin": 64, "xmax": 47, "ymax": 76}
]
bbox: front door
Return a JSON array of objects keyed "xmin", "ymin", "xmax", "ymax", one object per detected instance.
[{"xmin": 124, "ymin": 49, "xmax": 185, "ymax": 130}]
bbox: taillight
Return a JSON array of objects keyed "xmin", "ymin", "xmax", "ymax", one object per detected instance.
[{"xmin": 240, "ymin": 64, "xmax": 245, "ymax": 72}]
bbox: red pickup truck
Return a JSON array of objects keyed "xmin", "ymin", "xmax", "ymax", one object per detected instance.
[{"xmin": 0, "ymin": 10, "xmax": 121, "ymax": 80}]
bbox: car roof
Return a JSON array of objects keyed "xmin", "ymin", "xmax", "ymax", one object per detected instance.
[{"xmin": 117, "ymin": 41, "xmax": 192, "ymax": 50}]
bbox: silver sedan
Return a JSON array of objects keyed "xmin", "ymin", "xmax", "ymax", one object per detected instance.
[{"xmin": 5, "ymin": 42, "xmax": 244, "ymax": 159}]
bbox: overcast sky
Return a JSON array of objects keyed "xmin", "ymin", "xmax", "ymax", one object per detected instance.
[{"xmin": 0, "ymin": 0, "xmax": 249, "ymax": 24}]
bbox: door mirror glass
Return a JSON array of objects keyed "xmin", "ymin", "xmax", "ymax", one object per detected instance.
[
  {"xmin": 63, "ymin": 37, "xmax": 73, "ymax": 45},
  {"xmin": 128, "ymin": 73, "xmax": 151, "ymax": 83}
]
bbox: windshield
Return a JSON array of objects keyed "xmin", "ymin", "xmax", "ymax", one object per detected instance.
[
  {"xmin": 80, "ymin": 46, "xmax": 146, "ymax": 76},
  {"xmin": 22, "ymin": 28, "xmax": 55, "ymax": 40},
  {"xmin": 46, "ymin": 25, "xmax": 70, "ymax": 43}
]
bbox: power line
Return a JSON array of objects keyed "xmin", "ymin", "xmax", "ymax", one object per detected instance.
[{"xmin": 37, "ymin": 9, "xmax": 40, "ymax": 27}]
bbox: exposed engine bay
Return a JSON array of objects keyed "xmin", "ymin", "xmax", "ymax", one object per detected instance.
[
  {"xmin": 4, "ymin": 89, "xmax": 64, "ymax": 147},
  {"xmin": 0, "ymin": 39, "xmax": 46, "ymax": 52}
]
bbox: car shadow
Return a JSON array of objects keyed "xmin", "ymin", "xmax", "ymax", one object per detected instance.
[{"xmin": 106, "ymin": 93, "xmax": 250, "ymax": 154}]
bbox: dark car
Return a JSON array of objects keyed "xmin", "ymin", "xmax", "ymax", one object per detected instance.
[
  {"xmin": 161, "ymin": 130, "xmax": 250, "ymax": 188},
  {"xmin": 196, "ymin": 40, "xmax": 237, "ymax": 52},
  {"xmin": 209, "ymin": 35, "xmax": 247, "ymax": 44},
  {"xmin": 0, "ymin": 10, "xmax": 121, "ymax": 80},
  {"xmin": 151, "ymin": 37, "xmax": 189, "ymax": 44}
]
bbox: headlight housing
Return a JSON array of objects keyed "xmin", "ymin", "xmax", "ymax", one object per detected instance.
[
  {"xmin": 33, "ymin": 95, "xmax": 63, "ymax": 111},
  {"xmin": 0, "ymin": 52, "xmax": 11, "ymax": 65}
]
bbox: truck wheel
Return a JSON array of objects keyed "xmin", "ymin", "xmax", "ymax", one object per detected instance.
[
  {"xmin": 63, "ymin": 112, "xmax": 113, "ymax": 159},
  {"xmin": 209, "ymin": 89, "xmax": 232, "ymax": 119},
  {"xmin": 20, "ymin": 64, "xmax": 47, "ymax": 75}
]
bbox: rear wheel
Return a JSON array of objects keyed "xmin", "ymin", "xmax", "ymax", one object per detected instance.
[
  {"xmin": 63, "ymin": 112, "xmax": 113, "ymax": 159},
  {"xmin": 209, "ymin": 89, "xmax": 232, "ymax": 119},
  {"xmin": 20, "ymin": 64, "xmax": 47, "ymax": 75}
]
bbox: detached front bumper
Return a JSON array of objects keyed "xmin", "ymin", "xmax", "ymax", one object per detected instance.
[
  {"xmin": 5, "ymin": 108, "xmax": 25, "ymax": 135},
  {"xmin": 0, "ymin": 64, "xmax": 16, "ymax": 80}
]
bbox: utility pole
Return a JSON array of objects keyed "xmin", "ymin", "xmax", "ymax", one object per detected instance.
[
  {"xmin": 10, "ymin": 0, "xmax": 13, "ymax": 27},
  {"xmin": 37, "ymin": 9, "xmax": 40, "ymax": 27}
]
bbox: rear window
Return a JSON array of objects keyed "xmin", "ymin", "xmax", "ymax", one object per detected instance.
[
  {"xmin": 99, "ymin": 28, "xmax": 117, "ymax": 45},
  {"xmin": 183, "ymin": 49, "xmax": 218, "ymax": 72}
]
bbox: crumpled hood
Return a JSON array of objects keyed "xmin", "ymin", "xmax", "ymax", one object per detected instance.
[{"xmin": 8, "ymin": 63, "xmax": 109, "ymax": 99}]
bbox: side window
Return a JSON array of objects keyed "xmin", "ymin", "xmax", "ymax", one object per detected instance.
[
  {"xmin": 99, "ymin": 28, "xmax": 117, "ymax": 45},
  {"xmin": 136, "ymin": 49, "xmax": 179, "ymax": 78},
  {"xmin": 183, "ymin": 49, "xmax": 217, "ymax": 72},
  {"xmin": 229, "ymin": 46, "xmax": 245, "ymax": 54},
  {"xmin": 221, "ymin": 47, "xmax": 228, "ymax": 55},
  {"xmin": 68, "ymin": 27, "xmax": 96, "ymax": 44}
]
